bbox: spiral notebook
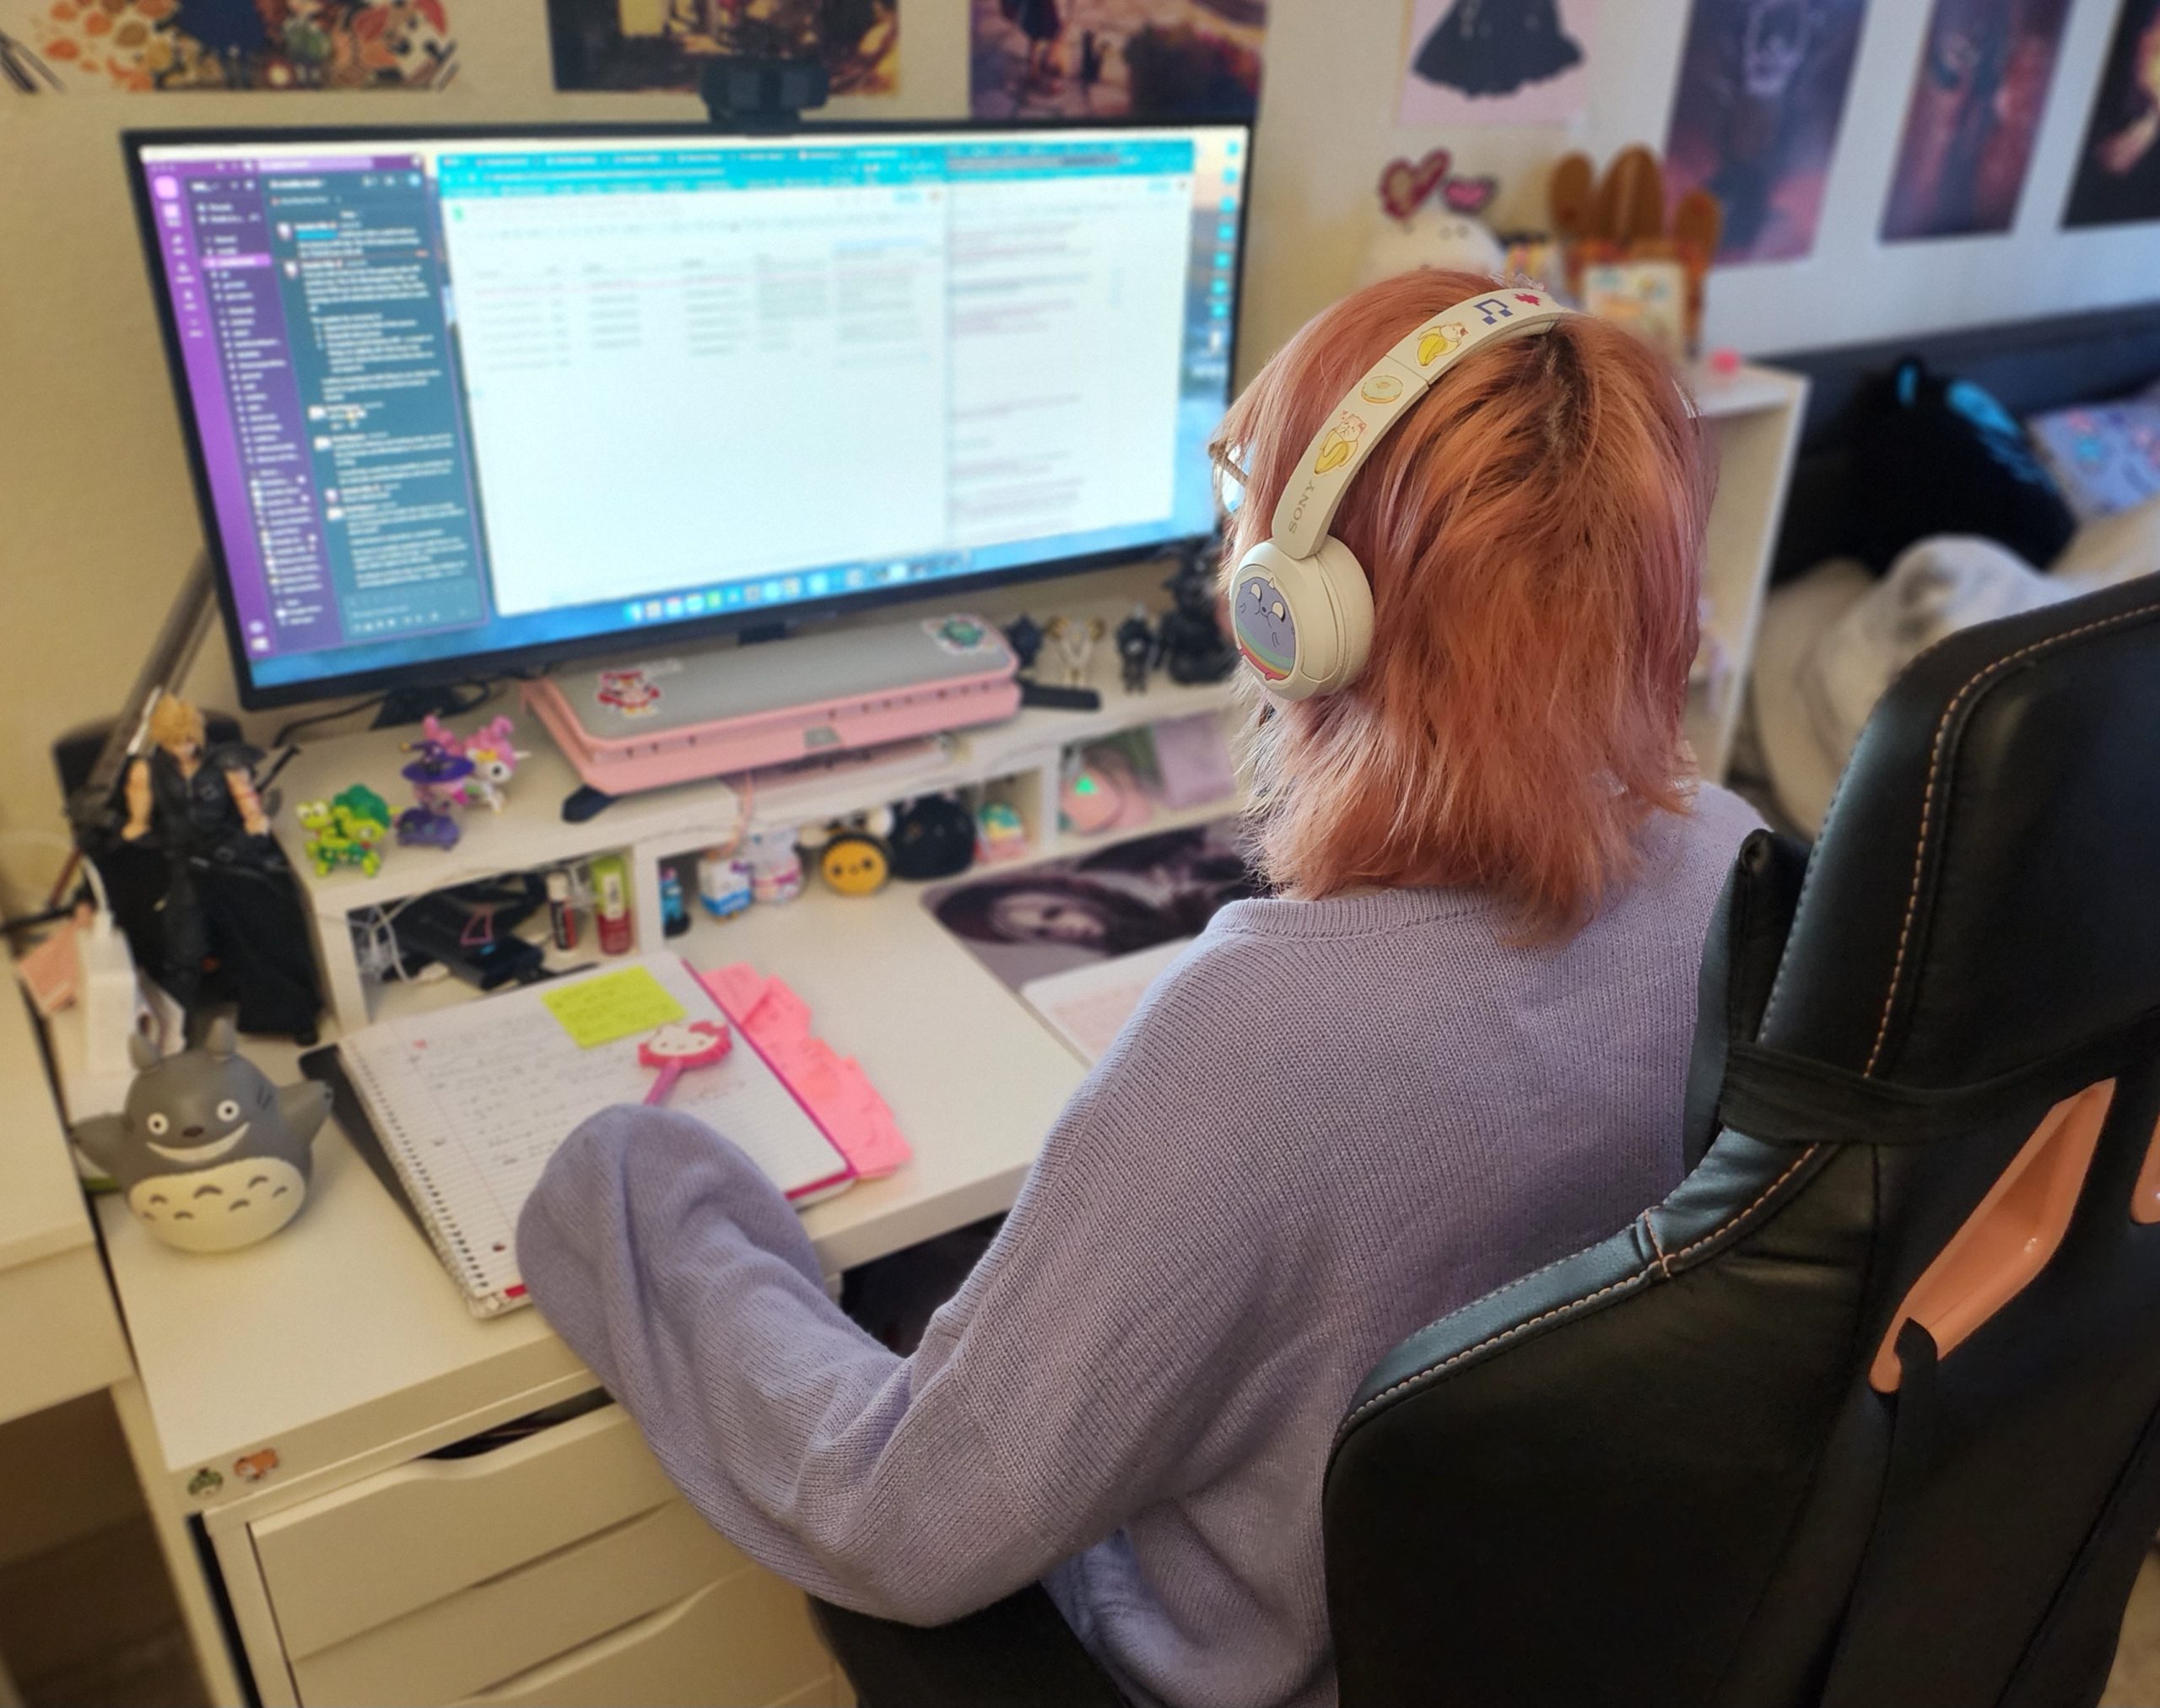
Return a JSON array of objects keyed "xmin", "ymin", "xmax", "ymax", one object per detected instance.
[{"xmin": 340, "ymin": 954, "xmax": 855, "ymax": 1317}]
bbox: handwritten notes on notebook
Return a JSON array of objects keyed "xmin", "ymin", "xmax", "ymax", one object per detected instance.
[
  {"xmin": 342, "ymin": 955, "xmax": 851, "ymax": 1314},
  {"xmin": 542, "ymin": 964, "xmax": 685, "ymax": 1048}
]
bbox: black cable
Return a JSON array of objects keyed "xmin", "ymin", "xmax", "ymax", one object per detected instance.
[
  {"xmin": 269, "ymin": 677, "xmax": 495, "ymax": 750},
  {"xmin": 271, "ymin": 692, "xmax": 392, "ymax": 749}
]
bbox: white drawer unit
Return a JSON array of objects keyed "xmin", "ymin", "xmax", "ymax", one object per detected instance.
[
  {"xmin": 450, "ymin": 1575, "xmax": 836, "ymax": 1708},
  {"xmin": 222, "ymin": 1400, "xmax": 843, "ymax": 1707}
]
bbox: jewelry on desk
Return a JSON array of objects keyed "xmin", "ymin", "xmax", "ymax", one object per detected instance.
[{"xmin": 1045, "ymin": 615, "xmax": 1106, "ymax": 688}]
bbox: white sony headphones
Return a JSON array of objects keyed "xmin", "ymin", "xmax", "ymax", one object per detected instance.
[{"xmin": 1228, "ymin": 285, "xmax": 1576, "ymax": 700}]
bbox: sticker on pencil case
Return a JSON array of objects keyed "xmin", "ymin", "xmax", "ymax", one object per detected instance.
[
  {"xmin": 597, "ymin": 668, "xmax": 664, "ymax": 716},
  {"xmin": 925, "ymin": 615, "xmax": 1002, "ymax": 657}
]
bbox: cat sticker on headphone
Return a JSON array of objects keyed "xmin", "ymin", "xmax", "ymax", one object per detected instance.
[
  {"xmin": 1314, "ymin": 410, "xmax": 1370, "ymax": 474},
  {"xmin": 1417, "ymin": 323, "xmax": 1468, "ymax": 365},
  {"xmin": 1234, "ymin": 575, "xmax": 1299, "ymax": 683}
]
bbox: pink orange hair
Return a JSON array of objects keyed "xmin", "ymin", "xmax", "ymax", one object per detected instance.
[{"xmin": 1216, "ymin": 270, "xmax": 1714, "ymax": 937}]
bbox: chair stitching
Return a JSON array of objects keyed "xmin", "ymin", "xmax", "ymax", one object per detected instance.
[
  {"xmin": 1668, "ymin": 1144, "xmax": 1818, "ymax": 1264},
  {"xmin": 1864, "ymin": 598, "xmax": 2160, "ymax": 1076},
  {"xmin": 1342, "ymin": 1270, "xmax": 1655, "ymax": 1426},
  {"xmin": 1641, "ymin": 1210, "xmax": 1672, "ymax": 1280},
  {"xmin": 1342, "ymin": 1144, "xmax": 1823, "ymax": 1428}
]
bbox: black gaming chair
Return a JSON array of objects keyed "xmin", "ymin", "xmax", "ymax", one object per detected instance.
[{"xmin": 819, "ymin": 572, "xmax": 2160, "ymax": 1707}]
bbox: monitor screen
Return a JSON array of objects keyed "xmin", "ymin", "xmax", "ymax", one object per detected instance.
[{"xmin": 127, "ymin": 122, "xmax": 1250, "ymax": 708}]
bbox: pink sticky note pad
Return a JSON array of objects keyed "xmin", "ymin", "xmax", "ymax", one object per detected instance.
[{"xmin": 697, "ymin": 965, "xmax": 912, "ymax": 1178}]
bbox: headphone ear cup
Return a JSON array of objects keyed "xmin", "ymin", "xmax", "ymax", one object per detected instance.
[
  {"xmin": 1230, "ymin": 542, "xmax": 1336, "ymax": 700},
  {"xmin": 1308, "ymin": 535, "xmax": 1374, "ymax": 694}
]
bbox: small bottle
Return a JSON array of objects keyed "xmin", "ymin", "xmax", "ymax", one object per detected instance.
[
  {"xmin": 546, "ymin": 868, "xmax": 578, "ymax": 951},
  {"xmin": 591, "ymin": 855, "xmax": 633, "ymax": 955},
  {"xmin": 660, "ymin": 866, "xmax": 689, "ymax": 938}
]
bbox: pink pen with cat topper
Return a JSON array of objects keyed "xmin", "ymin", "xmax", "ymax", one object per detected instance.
[{"xmin": 639, "ymin": 1019, "xmax": 732, "ymax": 1106}]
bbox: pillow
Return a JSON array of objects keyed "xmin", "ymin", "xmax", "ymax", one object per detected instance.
[
  {"xmin": 1852, "ymin": 359, "xmax": 2077, "ymax": 574},
  {"xmin": 2026, "ymin": 387, "xmax": 2160, "ymax": 522}
]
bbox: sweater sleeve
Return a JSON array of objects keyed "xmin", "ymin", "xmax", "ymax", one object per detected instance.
[{"xmin": 516, "ymin": 947, "xmax": 1285, "ymax": 1625}]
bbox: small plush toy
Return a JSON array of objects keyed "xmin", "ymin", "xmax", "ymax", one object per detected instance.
[
  {"xmin": 1366, "ymin": 148, "xmax": 1507, "ymax": 284},
  {"xmin": 73, "ymin": 1018, "xmax": 332, "ymax": 1254},
  {"xmin": 888, "ymin": 794, "xmax": 976, "ymax": 881},
  {"xmin": 808, "ymin": 809, "xmax": 894, "ymax": 898}
]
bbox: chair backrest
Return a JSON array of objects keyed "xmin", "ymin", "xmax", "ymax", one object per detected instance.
[{"xmin": 1324, "ymin": 574, "xmax": 2160, "ymax": 1708}]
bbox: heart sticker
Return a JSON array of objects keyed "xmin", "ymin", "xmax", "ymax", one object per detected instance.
[
  {"xmin": 1378, "ymin": 148, "xmax": 1452, "ymax": 222},
  {"xmin": 1442, "ymin": 176, "xmax": 1498, "ymax": 216}
]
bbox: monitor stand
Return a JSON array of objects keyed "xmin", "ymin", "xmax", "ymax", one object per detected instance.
[
  {"xmin": 371, "ymin": 682, "xmax": 489, "ymax": 731},
  {"xmin": 523, "ymin": 609, "xmax": 1022, "ymax": 817}
]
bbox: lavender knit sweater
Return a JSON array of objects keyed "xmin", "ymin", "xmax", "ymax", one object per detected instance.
[{"xmin": 518, "ymin": 783, "xmax": 1762, "ymax": 1708}]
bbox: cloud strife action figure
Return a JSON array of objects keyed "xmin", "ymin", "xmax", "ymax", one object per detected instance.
[{"xmin": 120, "ymin": 696, "xmax": 322, "ymax": 1044}]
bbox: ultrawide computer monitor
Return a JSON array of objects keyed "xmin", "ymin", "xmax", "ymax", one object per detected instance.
[{"xmin": 126, "ymin": 122, "xmax": 1251, "ymax": 708}]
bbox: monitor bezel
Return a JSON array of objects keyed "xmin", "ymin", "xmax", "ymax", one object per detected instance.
[{"xmin": 122, "ymin": 116, "xmax": 1254, "ymax": 712}]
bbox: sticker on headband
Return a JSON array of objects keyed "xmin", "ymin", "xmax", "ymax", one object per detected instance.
[{"xmin": 1234, "ymin": 574, "xmax": 1297, "ymax": 683}]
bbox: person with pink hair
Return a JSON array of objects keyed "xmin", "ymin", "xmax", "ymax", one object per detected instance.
[{"xmin": 518, "ymin": 269, "xmax": 1762, "ymax": 1706}]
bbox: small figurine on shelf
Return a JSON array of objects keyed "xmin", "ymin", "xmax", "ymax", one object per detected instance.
[
  {"xmin": 1156, "ymin": 551, "xmax": 1239, "ymax": 685},
  {"xmin": 1002, "ymin": 615, "xmax": 1047, "ymax": 677},
  {"xmin": 1045, "ymin": 615, "xmax": 1107, "ymax": 687},
  {"xmin": 1115, "ymin": 604, "xmax": 1156, "ymax": 694},
  {"xmin": 397, "ymin": 736, "xmax": 472, "ymax": 850},
  {"xmin": 660, "ymin": 865, "xmax": 690, "ymax": 938},
  {"xmin": 296, "ymin": 785, "xmax": 392, "ymax": 878},
  {"xmin": 888, "ymin": 793, "xmax": 976, "ymax": 881},
  {"xmin": 698, "ymin": 846, "xmax": 754, "ymax": 920},
  {"xmin": 809, "ymin": 809, "xmax": 894, "ymax": 898},
  {"xmin": 975, "ymin": 800, "xmax": 1030, "ymax": 865},
  {"xmin": 435, "ymin": 714, "xmax": 528, "ymax": 813},
  {"xmin": 744, "ymin": 825, "xmax": 805, "ymax": 905},
  {"xmin": 114, "ymin": 695, "xmax": 321, "ymax": 1043},
  {"xmin": 72, "ymin": 1016, "xmax": 332, "ymax": 1254}
]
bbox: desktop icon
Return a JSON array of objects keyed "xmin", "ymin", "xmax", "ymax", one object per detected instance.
[
  {"xmin": 745, "ymin": 583, "xmax": 764, "ymax": 604},
  {"xmin": 664, "ymin": 597, "xmax": 684, "ymax": 618},
  {"xmin": 625, "ymin": 603, "xmax": 644, "ymax": 623},
  {"xmin": 645, "ymin": 600, "xmax": 664, "ymax": 619},
  {"xmin": 686, "ymin": 593, "xmax": 706, "ymax": 613}
]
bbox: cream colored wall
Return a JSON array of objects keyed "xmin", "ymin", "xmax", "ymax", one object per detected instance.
[{"xmin": 6, "ymin": 0, "xmax": 2160, "ymax": 905}]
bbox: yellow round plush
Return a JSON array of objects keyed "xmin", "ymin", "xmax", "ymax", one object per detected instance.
[{"xmin": 819, "ymin": 833, "xmax": 890, "ymax": 897}]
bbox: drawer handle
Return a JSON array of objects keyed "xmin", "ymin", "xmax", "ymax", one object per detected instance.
[{"xmin": 460, "ymin": 1581, "xmax": 718, "ymax": 1704}]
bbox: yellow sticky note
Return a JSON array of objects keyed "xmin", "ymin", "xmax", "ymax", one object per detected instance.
[{"xmin": 542, "ymin": 966, "xmax": 686, "ymax": 1050}]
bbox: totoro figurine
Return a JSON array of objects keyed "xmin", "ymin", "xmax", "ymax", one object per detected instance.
[{"xmin": 73, "ymin": 1018, "xmax": 332, "ymax": 1254}]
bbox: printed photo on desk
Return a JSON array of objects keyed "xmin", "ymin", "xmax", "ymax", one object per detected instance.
[
  {"xmin": 0, "ymin": 0, "xmax": 456, "ymax": 90},
  {"xmin": 926, "ymin": 822, "xmax": 1258, "ymax": 1062},
  {"xmin": 547, "ymin": 0, "xmax": 899, "ymax": 95}
]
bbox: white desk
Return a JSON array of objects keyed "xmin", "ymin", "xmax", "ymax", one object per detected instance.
[{"xmin": 46, "ymin": 858, "xmax": 1093, "ymax": 1707}]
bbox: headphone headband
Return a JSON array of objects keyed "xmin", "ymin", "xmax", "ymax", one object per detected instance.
[{"xmin": 1267, "ymin": 287, "xmax": 1574, "ymax": 559}]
